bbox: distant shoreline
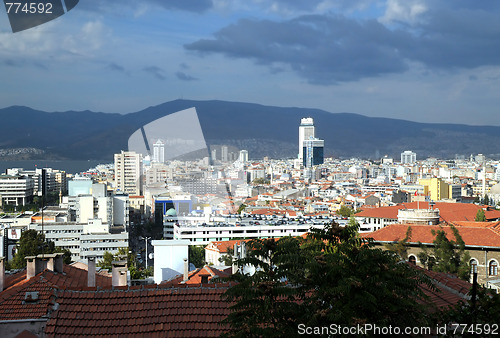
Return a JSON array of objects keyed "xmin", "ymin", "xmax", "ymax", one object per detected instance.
[{"xmin": 0, "ymin": 160, "xmax": 107, "ymax": 175}]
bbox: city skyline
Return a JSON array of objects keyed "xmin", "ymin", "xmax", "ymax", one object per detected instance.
[{"xmin": 1, "ymin": 1, "xmax": 500, "ymax": 126}]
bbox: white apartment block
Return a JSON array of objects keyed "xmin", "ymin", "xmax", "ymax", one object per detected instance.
[
  {"xmin": 401, "ymin": 150, "xmax": 417, "ymax": 164},
  {"xmin": 29, "ymin": 219, "xmax": 128, "ymax": 262},
  {"xmin": 114, "ymin": 150, "xmax": 143, "ymax": 195},
  {"xmin": 145, "ymin": 162, "xmax": 174, "ymax": 186},
  {"xmin": 171, "ymin": 221, "xmax": 325, "ymax": 245},
  {"xmin": 67, "ymin": 194, "xmax": 129, "ymax": 227},
  {"xmin": 0, "ymin": 175, "xmax": 35, "ymax": 206}
]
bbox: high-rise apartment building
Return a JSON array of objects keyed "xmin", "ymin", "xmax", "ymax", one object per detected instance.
[
  {"xmin": 401, "ymin": 150, "xmax": 417, "ymax": 164},
  {"xmin": 298, "ymin": 118, "xmax": 315, "ymax": 162},
  {"xmin": 239, "ymin": 150, "xmax": 249, "ymax": 163},
  {"xmin": 114, "ymin": 151, "xmax": 143, "ymax": 195},
  {"xmin": 221, "ymin": 145, "xmax": 229, "ymax": 162},
  {"xmin": 153, "ymin": 139, "xmax": 165, "ymax": 163}
]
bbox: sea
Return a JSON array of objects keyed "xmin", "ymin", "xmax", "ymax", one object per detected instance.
[{"xmin": 0, "ymin": 160, "xmax": 109, "ymax": 175}]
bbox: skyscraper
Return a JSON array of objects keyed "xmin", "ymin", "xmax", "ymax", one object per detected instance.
[
  {"xmin": 298, "ymin": 118, "xmax": 315, "ymax": 162},
  {"xmin": 303, "ymin": 137, "xmax": 324, "ymax": 168},
  {"xmin": 153, "ymin": 139, "xmax": 165, "ymax": 163},
  {"xmin": 114, "ymin": 150, "xmax": 143, "ymax": 195}
]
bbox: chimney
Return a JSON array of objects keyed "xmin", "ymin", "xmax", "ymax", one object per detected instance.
[
  {"xmin": 54, "ymin": 253, "xmax": 64, "ymax": 273},
  {"xmin": 183, "ymin": 258, "xmax": 189, "ymax": 282},
  {"xmin": 46, "ymin": 254, "xmax": 55, "ymax": 272},
  {"xmin": 26, "ymin": 256, "xmax": 37, "ymax": 279},
  {"xmin": 88, "ymin": 256, "xmax": 96, "ymax": 287},
  {"xmin": 0, "ymin": 257, "xmax": 4, "ymax": 292},
  {"xmin": 38, "ymin": 253, "xmax": 64, "ymax": 274},
  {"xmin": 112, "ymin": 257, "xmax": 128, "ymax": 287}
]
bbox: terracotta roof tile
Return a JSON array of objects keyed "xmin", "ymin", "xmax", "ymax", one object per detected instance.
[
  {"xmin": 363, "ymin": 223, "xmax": 500, "ymax": 247},
  {"xmin": 45, "ymin": 285, "xmax": 231, "ymax": 337},
  {"xmin": 0, "ymin": 264, "xmax": 111, "ymax": 320}
]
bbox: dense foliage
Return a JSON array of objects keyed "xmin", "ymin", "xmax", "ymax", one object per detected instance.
[
  {"xmin": 98, "ymin": 248, "xmax": 152, "ymax": 279},
  {"xmin": 475, "ymin": 208, "xmax": 486, "ymax": 221},
  {"xmin": 189, "ymin": 245, "xmax": 206, "ymax": 268},
  {"xmin": 11, "ymin": 229, "xmax": 52, "ymax": 269},
  {"xmin": 418, "ymin": 225, "xmax": 471, "ymax": 280},
  {"xmin": 221, "ymin": 221, "xmax": 435, "ymax": 337}
]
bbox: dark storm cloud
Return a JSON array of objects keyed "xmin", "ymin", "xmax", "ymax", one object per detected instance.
[
  {"xmin": 78, "ymin": 0, "xmax": 213, "ymax": 13},
  {"xmin": 185, "ymin": 15, "xmax": 410, "ymax": 84},
  {"xmin": 185, "ymin": 4, "xmax": 500, "ymax": 84},
  {"xmin": 409, "ymin": 8, "xmax": 500, "ymax": 70},
  {"xmin": 143, "ymin": 66, "xmax": 166, "ymax": 80},
  {"xmin": 175, "ymin": 71, "xmax": 198, "ymax": 81}
]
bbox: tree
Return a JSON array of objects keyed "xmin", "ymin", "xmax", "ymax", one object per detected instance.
[
  {"xmin": 219, "ymin": 247, "xmax": 234, "ymax": 266},
  {"xmin": 252, "ymin": 177, "xmax": 269, "ymax": 185},
  {"xmin": 98, "ymin": 248, "xmax": 151, "ymax": 279},
  {"xmin": 236, "ymin": 204, "xmax": 246, "ymax": 214},
  {"xmin": 10, "ymin": 229, "xmax": 56, "ymax": 269},
  {"xmin": 475, "ymin": 208, "xmax": 486, "ymax": 221},
  {"xmin": 385, "ymin": 226, "xmax": 412, "ymax": 260},
  {"xmin": 418, "ymin": 225, "xmax": 471, "ymax": 280},
  {"xmin": 55, "ymin": 248, "xmax": 73, "ymax": 265},
  {"xmin": 336, "ymin": 205, "xmax": 354, "ymax": 217},
  {"xmin": 222, "ymin": 221, "xmax": 435, "ymax": 336},
  {"xmin": 438, "ymin": 287, "xmax": 500, "ymax": 337},
  {"xmin": 98, "ymin": 251, "xmax": 115, "ymax": 271},
  {"xmin": 189, "ymin": 245, "xmax": 205, "ymax": 268},
  {"xmin": 222, "ymin": 237, "xmax": 304, "ymax": 337},
  {"xmin": 483, "ymin": 194, "xmax": 490, "ymax": 206}
]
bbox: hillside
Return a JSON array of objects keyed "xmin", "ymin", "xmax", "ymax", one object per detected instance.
[{"xmin": 1, "ymin": 100, "xmax": 499, "ymax": 160}]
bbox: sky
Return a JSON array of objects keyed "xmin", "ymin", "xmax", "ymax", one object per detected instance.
[{"xmin": 1, "ymin": 0, "xmax": 500, "ymax": 126}]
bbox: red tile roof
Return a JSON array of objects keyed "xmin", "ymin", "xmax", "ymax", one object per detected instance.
[
  {"xmin": 161, "ymin": 266, "xmax": 230, "ymax": 287},
  {"xmin": 205, "ymin": 239, "xmax": 250, "ymax": 254},
  {"xmin": 0, "ymin": 264, "xmax": 112, "ymax": 320},
  {"xmin": 44, "ymin": 284, "xmax": 232, "ymax": 337},
  {"xmin": 363, "ymin": 223, "xmax": 500, "ymax": 247},
  {"xmin": 419, "ymin": 267, "xmax": 470, "ymax": 310},
  {"xmin": 357, "ymin": 202, "xmax": 500, "ymax": 223}
]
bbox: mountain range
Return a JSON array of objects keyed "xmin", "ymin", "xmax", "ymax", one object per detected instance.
[{"xmin": 0, "ymin": 99, "xmax": 499, "ymax": 161}]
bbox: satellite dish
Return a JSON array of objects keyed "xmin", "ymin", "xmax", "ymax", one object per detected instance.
[
  {"xmin": 148, "ymin": 253, "xmax": 154, "ymax": 260},
  {"xmin": 242, "ymin": 265, "xmax": 255, "ymax": 276}
]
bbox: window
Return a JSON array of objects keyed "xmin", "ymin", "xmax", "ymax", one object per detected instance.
[
  {"xmin": 470, "ymin": 259, "xmax": 478, "ymax": 274},
  {"xmin": 489, "ymin": 260, "xmax": 498, "ymax": 276},
  {"xmin": 408, "ymin": 255, "xmax": 416, "ymax": 265}
]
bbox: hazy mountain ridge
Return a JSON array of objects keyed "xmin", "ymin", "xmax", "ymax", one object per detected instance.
[{"xmin": 1, "ymin": 100, "xmax": 499, "ymax": 160}]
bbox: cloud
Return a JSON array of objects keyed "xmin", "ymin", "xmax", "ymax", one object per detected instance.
[
  {"xmin": 185, "ymin": 3, "xmax": 500, "ymax": 84},
  {"xmin": 107, "ymin": 63, "xmax": 126, "ymax": 73},
  {"xmin": 185, "ymin": 15, "xmax": 410, "ymax": 84},
  {"xmin": 381, "ymin": 0, "xmax": 428, "ymax": 25},
  {"xmin": 175, "ymin": 71, "xmax": 198, "ymax": 81},
  {"xmin": 77, "ymin": 0, "xmax": 213, "ymax": 14},
  {"xmin": 143, "ymin": 66, "xmax": 166, "ymax": 80},
  {"xmin": 212, "ymin": 0, "xmax": 371, "ymax": 15}
]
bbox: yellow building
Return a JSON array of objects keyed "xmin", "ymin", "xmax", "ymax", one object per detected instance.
[{"xmin": 418, "ymin": 178, "xmax": 449, "ymax": 201}]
